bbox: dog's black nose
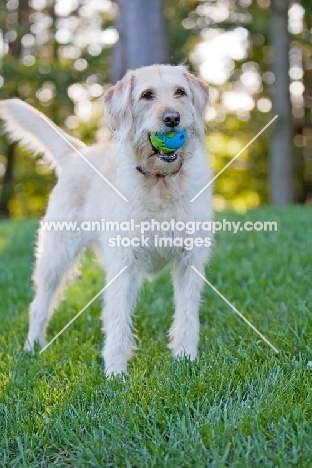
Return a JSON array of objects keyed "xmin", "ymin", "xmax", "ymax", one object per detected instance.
[{"xmin": 162, "ymin": 111, "xmax": 180, "ymax": 128}]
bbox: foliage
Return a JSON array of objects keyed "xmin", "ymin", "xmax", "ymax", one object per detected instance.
[
  {"xmin": 0, "ymin": 0, "xmax": 312, "ymax": 217},
  {"xmin": 0, "ymin": 207, "xmax": 312, "ymax": 465},
  {"xmin": 0, "ymin": 0, "xmax": 116, "ymax": 217},
  {"xmin": 183, "ymin": 0, "xmax": 312, "ymax": 207}
]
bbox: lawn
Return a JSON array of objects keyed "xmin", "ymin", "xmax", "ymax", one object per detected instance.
[{"xmin": 0, "ymin": 207, "xmax": 311, "ymax": 467}]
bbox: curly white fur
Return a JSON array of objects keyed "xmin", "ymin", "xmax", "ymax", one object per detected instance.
[{"xmin": 0, "ymin": 64, "xmax": 213, "ymax": 376}]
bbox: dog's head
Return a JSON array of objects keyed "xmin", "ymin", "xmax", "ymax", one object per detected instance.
[{"xmin": 103, "ymin": 64, "xmax": 209, "ymax": 177}]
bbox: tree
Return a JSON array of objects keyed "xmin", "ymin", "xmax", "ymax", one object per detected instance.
[
  {"xmin": 0, "ymin": 0, "xmax": 116, "ymax": 218},
  {"xmin": 1, "ymin": 1, "xmax": 311, "ymax": 217},
  {"xmin": 0, "ymin": 0, "xmax": 29, "ymax": 217},
  {"xmin": 112, "ymin": 0, "xmax": 169, "ymax": 83},
  {"xmin": 269, "ymin": 0, "xmax": 293, "ymax": 205}
]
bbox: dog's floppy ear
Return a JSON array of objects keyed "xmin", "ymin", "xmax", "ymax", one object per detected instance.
[
  {"xmin": 103, "ymin": 70, "xmax": 134, "ymax": 139},
  {"xmin": 184, "ymin": 69, "xmax": 209, "ymax": 118}
]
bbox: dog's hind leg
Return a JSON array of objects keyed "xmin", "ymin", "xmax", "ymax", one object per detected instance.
[
  {"xmin": 24, "ymin": 228, "xmax": 84, "ymax": 351},
  {"xmin": 168, "ymin": 259, "xmax": 205, "ymax": 360}
]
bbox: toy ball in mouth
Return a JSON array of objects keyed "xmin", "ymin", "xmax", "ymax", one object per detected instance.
[{"xmin": 150, "ymin": 130, "xmax": 187, "ymax": 154}]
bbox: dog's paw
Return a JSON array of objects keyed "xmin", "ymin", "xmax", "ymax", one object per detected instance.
[
  {"xmin": 24, "ymin": 335, "xmax": 46, "ymax": 353},
  {"xmin": 102, "ymin": 346, "xmax": 129, "ymax": 377},
  {"xmin": 24, "ymin": 339, "xmax": 35, "ymax": 353},
  {"xmin": 105, "ymin": 362, "xmax": 128, "ymax": 378},
  {"xmin": 170, "ymin": 344, "xmax": 197, "ymax": 361}
]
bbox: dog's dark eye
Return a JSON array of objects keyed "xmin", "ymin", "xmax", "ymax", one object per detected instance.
[
  {"xmin": 141, "ymin": 91, "xmax": 154, "ymax": 100},
  {"xmin": 175, "ymin": 89, "xmax": 186, "ymax": 97}
]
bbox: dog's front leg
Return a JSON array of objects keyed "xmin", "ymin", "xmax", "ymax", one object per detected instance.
[
  {"xmin": 169, "ymin": 260, "xmax": 205, "ymax": 360},
  {"xmin": 102, "ymin": 263, "xmax": 142, "ymax": 376}
]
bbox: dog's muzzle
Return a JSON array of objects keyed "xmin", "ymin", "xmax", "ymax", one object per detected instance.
[
  {"xmin": 157, "ymin": 153, "xmax": 178, "ymax": 163},
  {"xmin": 135, "ymin": 132, "xmax": 183, "ymax": 178}
]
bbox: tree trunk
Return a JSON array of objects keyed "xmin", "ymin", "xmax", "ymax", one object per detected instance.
[
  {"xmin": 0, "ymin": 143, "xmax": 16, "ymax": 218},
  {"xmin": 269, "ymin": 0, "xmax": 294, "ymax": 205},
  {"xmin": 0, "ymin": 0, "xmax": 29, "ymax": 217},
  {"xmin": 302, "ymin": 7, "xmax": 312, "ymax": 203},
  {"xmin": 112, "ymin": 0, "xmax": 169, "ymax": 83}
]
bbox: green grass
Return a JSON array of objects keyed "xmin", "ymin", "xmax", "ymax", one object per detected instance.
[{"xmin": 0, "ymin": 207, "xmax": 312, "ymax": 467}]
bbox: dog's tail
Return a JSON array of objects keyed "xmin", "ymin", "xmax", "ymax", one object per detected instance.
[{"xmin": 0, "ymin": 98, "xmax": 86, "ymax": 173}]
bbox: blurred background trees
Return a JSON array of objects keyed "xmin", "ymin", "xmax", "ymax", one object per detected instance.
[
  {"xmin": 0, "ymin": 0, "xmax": 311, "ymax": 218},
  {"xmin": 112, "ymin": 0, "xmax": 168, "ymax": 82}
]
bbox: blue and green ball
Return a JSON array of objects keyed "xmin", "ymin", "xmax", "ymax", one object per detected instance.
[{"xmin": 150, "ymin": 130, "xmax": 187, "ymax": 154}]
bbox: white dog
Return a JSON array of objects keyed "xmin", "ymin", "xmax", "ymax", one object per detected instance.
[{"xmin": 0, "ymin": 64, "xmax": 213, "ymax": 375}]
